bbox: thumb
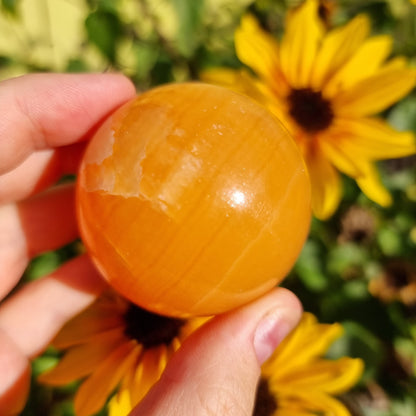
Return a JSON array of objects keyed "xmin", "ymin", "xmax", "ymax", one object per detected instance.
[{"xmin": 131, "ymin": 288, "xmax": 302, "ymax": 416}]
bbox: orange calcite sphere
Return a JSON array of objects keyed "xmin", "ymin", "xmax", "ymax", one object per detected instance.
[{"xmin": 77, "ymin": 82, "xmax": 311, "ymax": 317}]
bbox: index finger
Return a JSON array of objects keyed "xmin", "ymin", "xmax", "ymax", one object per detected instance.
[{"xmin": 0, "ymin": 73, "xmax": 136, "ymax": 175}]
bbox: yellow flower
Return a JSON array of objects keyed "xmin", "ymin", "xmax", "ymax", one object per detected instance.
[
  {"xmin": 253, "ymin": 312, "xmax": 364, "ymax": 416},
  {"xmin": 202, "ymin": 0, "xmax": 416, "ymax": 219},
  {"xmin": 38, "ymin": 291, "xmax": 208, "ymax": 416}
]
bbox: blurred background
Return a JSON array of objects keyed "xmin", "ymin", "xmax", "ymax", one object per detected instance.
[{"xmin": 0, "ymin": 0, "xmax": 415, "ymax": 415}]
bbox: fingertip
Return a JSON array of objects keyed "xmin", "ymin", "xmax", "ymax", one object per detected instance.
[
  {"xmin": 0, "ymin": 72, "xmax": 137, "ymax": 174},
  {"xmin": 252, "ymin": 288, "xmax": 303, "ymax": 365},
  {"xmin": 94, "ymin": 72, "xmax": 136, "ymax": 96},
  {"xmin": 217, "ymin": 287, "xmax": 302, "ymax": 343},
  {"xmin": 131, "ymin": 288, "xmax": 302, "ymax": 416}
]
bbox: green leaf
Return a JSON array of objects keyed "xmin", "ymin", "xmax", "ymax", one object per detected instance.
[
  {"xmin": 23, "ymin": 241, "xmax": 82, "ymax": 281},
  {"xmin": 172, "ymin": 0, "xmax": 204, "ymax": 57},
  {"xmin": 32, "ymin": 355, "xmax": 60, "ymax": 377},
  {"xmin": 394, "ymin": 337, "xmax": 416, "ymax": 376},
  {"xmin": 65, "ymin": 58, "xmax": 90, "ymax": 73},
  {"xmin": 150, "ymin": 51, "xmax": 175, "ymax": 84},
  {"xmin": 327, "ymin": 243, "xmax": 369, "ymax": 278},
  {"xmin": 121, "ymin": 41, "xmax": 159, "ymax": 81},
  {"xmin": 388, "ymin": 93, "xmax": 416, "ymax": 133},
  {"xmin": 294, "ymin": 240, "xmax": 329, "ymax": 292},
  {"xmin": 382, "ymin": 165, "xmax": 416, "ymax": 192},
  {"xmin": 1, "ymin": 0, "xmax": 18, "ymax": 14},
  {"xmin": 377, "ymin": 227, "xmax": 403, "ymax": 256},
  {"xmin": 85, "ymin": 9, "xmax": 122, "ymax": 62},
  {"xmin": 23, "ymin": 251, "xmax": 62, "ymax": 281},
  {"xmin": 328, "ymin": 320, "xmax": 385, "ymax": 383}
]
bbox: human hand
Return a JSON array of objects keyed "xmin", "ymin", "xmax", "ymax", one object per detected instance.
[
  {"xmin": 0, "ymin": 73, "xmax": 136, "ymax": 415},
  {"xmin": 0, "ymin": 73, "xmax": 303, "ymax": 416}
]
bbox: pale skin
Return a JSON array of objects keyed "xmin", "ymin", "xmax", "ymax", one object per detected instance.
[{"xmin": 0, "ymin": 73, "xmax": 302, "ymax": 416}]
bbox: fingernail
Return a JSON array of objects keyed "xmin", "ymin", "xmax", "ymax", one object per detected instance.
[{"xmin": 253, "ymin": 309, "xmax": 296, "ymax": 365}]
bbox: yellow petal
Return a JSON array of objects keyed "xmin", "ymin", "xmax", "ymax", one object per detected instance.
[
  {"xmin": 275, "ymin": 409, "xmax": 312, "ymax": 416},
  {"xmin": 264, "ymin": 313, "xmax": 343, "ymax": 377},
  {"xmin": 278, "ymin": 322, "xmax": 343, "ymax": 372},
  {"xmin": 129, "ymin": 345, "xmax": 168, "ymax": 405},
  {"xmin": 235, "ymin": 14, "xmax": 288, "ymax": 95},
  {"xmin": 311, "ymin": 15, "xmax": 370, "ymax": 90},
  {"xmin": 332, "ymin": 117, "xmax": 416, "ymax": 160},
  {"xmin": 178, "ymin": 316, "xmax": 211, "ymax": 339},
  {"xmin": 269, "ymin": 313, "xmax": 317, "ymax": 369},
  {"xmin": 278, "ymin": 390, "xmax": 353, "ymax": 416},
  {"xmin": 319, "ymin": 134, "xmax": 367, "ymax": 178},
  {"xmin": 314, "ymin": 358, "xmax": 364, "ymax": 394},
  {"xmin": 333, "ymin": 65, "xmax": 416, "ymax": 116},
  {"xmin": 306, "ymin": 144, "xmax": 342, "ymax": 219},
  {"xmin": 379, "ymin": 56, "xmax": 408, "ymax": 72},
  {"xmin": 323, "ymin": 35, "xmax": 392, "ymax": 97},
  {"xmin": 278, "ymin": 357, "xmax": 363, "ymax": 394},
  {"xmin": 356, "ymin": 163, "xmax": 392, "ymax": 207},
  {"xmin": 52, "ymin": 294, "xmax": 126, "ymax": 348},
  {"xmin": 108, "ymin": 357, "xmax": 138, "ymax": 416},
  {"xmin": 74, "ymin": 341, "xmax": 140, "ymax": 416},
  {"xmin": 38, "ymin": 328, "xmax": 124, "ymax": 385},
  {"xmin": 280, "ymin": 0, "xmax": 324, "ymax": 88},
  {"xmin": 276, "ymin": 394, "xmax": 346, "ymax": 416},
  {"xmin": 108, "ymin": 387, "xmax": 132, "ymax": 416},
  {"xmin": 52, "ymin": 312, "xmax": 124, "ymax": 349},
  {"xmin": 201, "ymin": 68, "xmax": 289, "ymax": 125},
  {"xmin": 200, "ymin": 68, "xmax": 264, "ymax": 100},
  {"xmin": 200, "ymin": 68, "xmax": 242, "ymax": 88}
]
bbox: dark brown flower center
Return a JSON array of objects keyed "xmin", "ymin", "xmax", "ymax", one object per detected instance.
[
  {"xmin": 288, "ymin": 88, "xmax": 334, "ymax": 133},
  {"xmin": 339, "ymin": 206, "xmax": 376, "ymax": 244},
  {"xmin": 385, "ymin": 263, "xmax": 413, "ymax": 289},
  {"xmin": 253, "ymin": 378, "xmax": 278, "ymax": 416},
  {"xmin": 123, "ymin": 304, "xmax": 185, "ymax": 348}
]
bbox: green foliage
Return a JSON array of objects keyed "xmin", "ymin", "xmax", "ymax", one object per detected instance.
[
  {"xmin": 171, "ymin": 0, "xmax": 205, "ymax": 57},
  {"xmin": 1, "ymin": 0, "xmax": 18, "ymax": 13},
  {"xmin": 284, "ymin": 133, "xmax": 416, "ymax": 414},
  {"xmin": 85, "ymin": 8, "xmax": 123, "ymax": 62},
  {"xmin": 388, "ymin": 94, "xmax": 416, "ymax": 133}
]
